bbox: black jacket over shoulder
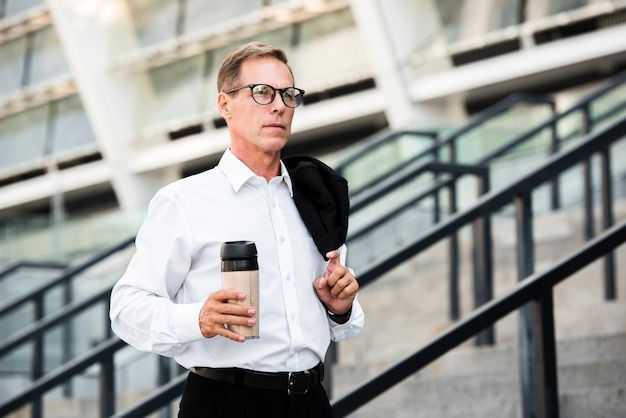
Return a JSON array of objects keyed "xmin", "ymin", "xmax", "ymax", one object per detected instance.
[{"xmin": 283, "ymin": 156, "xmax": 349, "ymax": 260}]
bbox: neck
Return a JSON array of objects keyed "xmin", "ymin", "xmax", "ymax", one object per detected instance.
[{"xmin": 231, "ymin": 148, "xmax": 281, "ymax": 182}]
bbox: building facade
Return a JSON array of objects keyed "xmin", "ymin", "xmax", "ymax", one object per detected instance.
[{"xmin": 1, "ymin": 0, "xmax": 626, "ymax": 260}]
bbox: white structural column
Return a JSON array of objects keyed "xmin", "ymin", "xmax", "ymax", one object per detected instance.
[
  {"xmin": 348, "ymin": 0, "xmax": 414, "ymax": 129},
  {"xmin": 348, "ymin": 0, "xmax": 448, "ymax": 129},
  {"xmin": 45, "ymin": 0, "xmax": 178, "ymax": 211}
]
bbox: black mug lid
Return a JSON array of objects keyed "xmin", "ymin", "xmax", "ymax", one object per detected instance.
[{"xmin": 220, "ymin": 241, "xmax": 257, "ymax": 260}]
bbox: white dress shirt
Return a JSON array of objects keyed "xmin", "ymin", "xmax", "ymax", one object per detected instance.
[{"xmin": 110, "ymin": 149, "xmax": 364, "ymax": 373}]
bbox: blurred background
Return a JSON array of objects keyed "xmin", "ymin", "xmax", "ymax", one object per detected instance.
[
  {"xmin": 1, "ymin": 1, "xmax": 625, "ymax": 417},
  {"xmin": 2, "ymin": 0, "xmax": 626, "ymax": 261}
]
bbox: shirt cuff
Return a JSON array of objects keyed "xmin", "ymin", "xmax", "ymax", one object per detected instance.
[
  {"xmin": 329, "ymin": 298, "xmax": 364, "ymax": 341},
  {"xmin": 172, "ymin": 302, "xmax": 205, "ymax": 343}
]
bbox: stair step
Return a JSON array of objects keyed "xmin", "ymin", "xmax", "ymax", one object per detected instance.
[{"xmin": 335, "ymin": 333, "xmax": 626, "ymax": 417}]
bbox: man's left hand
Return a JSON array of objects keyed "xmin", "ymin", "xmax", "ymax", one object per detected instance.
[{"xmin": 313, "ymin": 249, "xmax": 358, "ymax": 317}]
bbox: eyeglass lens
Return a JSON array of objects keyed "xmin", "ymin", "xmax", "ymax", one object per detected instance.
[{"xmin": 251, "ymin": 84, "xmax": 303, "ymax": 108}]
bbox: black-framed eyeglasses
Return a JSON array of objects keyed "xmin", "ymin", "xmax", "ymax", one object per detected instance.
[{"xmin": 225, "ymin": 84, "xmax": 305, "ymax": 108}]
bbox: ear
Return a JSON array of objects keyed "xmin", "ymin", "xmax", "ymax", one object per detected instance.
[{"xmin": 217, "ymin": 91, "xmax": 230, "ymax": 120}]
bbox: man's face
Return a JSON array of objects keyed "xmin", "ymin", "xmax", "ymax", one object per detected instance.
[{"xmin": 219, "ymin": 57, "xmax": 296, "ymax": 157}]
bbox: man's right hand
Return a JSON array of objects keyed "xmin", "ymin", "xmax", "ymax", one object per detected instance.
[{"xmin": 198, "ymin": 289, "xmax": 256, "ymax": 342}]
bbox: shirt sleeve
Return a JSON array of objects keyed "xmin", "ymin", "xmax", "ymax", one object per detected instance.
[
  {"xmin": 328, "ymin": 296, "xmax": 365, "ymax": 342},
  {"xmin": 109, "ymin": 193, "xmax": 205, "ymax": 356}
]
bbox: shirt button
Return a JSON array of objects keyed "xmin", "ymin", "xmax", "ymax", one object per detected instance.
[
  {"xmin": 286, "ymin": 274, "xmax": 291, "ymax": 281},
  {"xmin": 280, "ymin": 236, "xmax": 285, "ymax": 243}
]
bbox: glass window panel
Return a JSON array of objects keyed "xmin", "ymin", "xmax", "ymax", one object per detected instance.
[
  {"xmin": 146, "ymin": 55, "xmax": 205, "ymax": 125},
  {"xmin": 492, "ymin": 0, "xmax": 523, "ymax": 29},
  {"xmin": 50, "ymin": 95, "xmax": 97, "ymax": 155},
  {"xmin": 291, "ymin": 9, "xmax": 370, "ymax": 89},
  {"xmin": 128, "ymin": 0, "xmax": 179, "ymax": 48},
  {"xmin": 183, "ymin": 0, "xmax": 263, "ymax": 34},
  {"xmin": 0, "ymin": 106, "xmax": 48, "ymax": 168},
  {"xmin": 0, "ymin": 37, "xmax": 27, "ymax": 97},
  {"xmin": 549, "ymin": 0, "xmax": 588, "ymax": 14},
  {"xmin": 4, "ymin": 0, "xmax": 44, "ymax": 18},
  {"xmin": 436, "ymin": 0, "xmax": 464, "ymax": 42},
  {"xmin": 28, "ymin": 27, "xmax": 70, "ymax": 86}
]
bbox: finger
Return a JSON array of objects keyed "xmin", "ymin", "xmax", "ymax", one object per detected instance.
[
  {"xmin": 325, "ymin": 263, "xmax": 349, "ymax": 287},
  {"xmin": 200, "ymin": 291, "xmax": 256, "ymax": 339},
  {"xmin": 326, "ymin": 249, "xmax": 340, "ymax": 259},
  {"xmin": 200, "ymin": 309, "xmax": 255, "ymax": 340},
  {"xmin": 324, "ymin": 249, "xmax": 342, "ymax": 279},
  {"xmin": 212, "ymin": 289, "xmax": 247, "ymax": 302},
  {"xmin": 326, "ymin": 250, "xmax": 341, "ymax": 271},
  {"xmin": 214, "ymin": 325, "xmax": 247, "ymax": 343},
  {"xmin": 329, "ymin": 277, "xmax": 357, "ymax": 298}
]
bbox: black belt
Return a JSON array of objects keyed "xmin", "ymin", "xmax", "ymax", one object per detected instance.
[{"xmin": 191, "ymin": 363, "xmax": 324, "ymax": 395}]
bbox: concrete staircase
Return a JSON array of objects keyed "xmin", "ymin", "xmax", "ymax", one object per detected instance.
[{"xmin": 331, "ymin": 202, "xmax": 626, "ymax": 417}]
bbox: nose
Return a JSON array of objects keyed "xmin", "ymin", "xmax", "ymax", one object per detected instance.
[{"xmin": 269, "ymin": 92, "xmax": 286, "ymax": 112}]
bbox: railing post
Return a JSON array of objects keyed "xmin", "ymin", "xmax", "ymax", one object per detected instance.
[
  {"xmin": 158, "ymin": 356, "xmax": 172, "ymax": 418},
  {"xmin": 100, "ymin": 350, "xmax": 116, "ymax": 418},
  {"xmin": 581, "ymin": 105, "xmax": 594, "ymax": 240},
  {"xmin": 548, "ymin": 101, "xmax": 560, "ymax": 210},
  {"xmin": 62, "ymin": 279, "xmax": 73, "ymax": 398},
  {"xmin": 598, "ymin": 145, "xmax": 616, "ymax": 300},
  {"xmin": 433, "ymin": 136, "xmax": 442, "ymax": 224},
  {"xmin": 473, "ymin": 170, "xmax": 494, "ymax": 345},
  {"xmin": 447, "ymin": 137, "xmax": 460, "ymax": 321},
  {"xmin": 448, "ymin": 200, "xmax": 460, "ymax": 321},
  {"xmin": 515, "ymin": 190, "xmax": 559, "ymax": 417},
  {"xmin": 32, "ymin": 294, "xmax": 44, "ymax": 418},
  {"xmin": 529, "ymin": 288, "xmax": 560, "ymax": 418},
  {"xmin": 515, "ymin": 191, "xmax": 536, "ymax": 418}
]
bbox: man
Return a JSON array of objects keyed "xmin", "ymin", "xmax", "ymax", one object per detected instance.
[{"xmin": 109, "ymin": 41, "xmax": 364, "ymax": 417}]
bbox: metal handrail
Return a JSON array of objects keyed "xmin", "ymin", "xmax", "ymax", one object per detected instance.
[
  {"xmin": 355, "ymin": 115, "xmax": 625, "ymax": 286},
  {"xmin": 0, "ymin": 260, "xmax": 66, "ymax": 282},
  {"xmin": 0, "ymin": 236, "xmax": 135, "ymax": 317},
  {"xmin": 334, "ymin": 129, "xmax": 438, "ymax": 177},
  {"xmin": 0, "ymin": 286, "xmax": 111, "ymax": 357},
  {"xmin": 0, "ymin": 337, "xmax": 126, "ymax": 417},
  {"xmin": 339, "ymin": 93, "xmax": 556, "ymax": 198},
  {"xmin": 110, "ymin": 374, "xmax": 188, "ymax": 418},
  {"xmin": 332, "ymin": 220, "xmax": 626, "ymax": 417},
  {"xmin": 1, "ymin": 74, "xmax": 624, "ymax": 418},
  {"xmin": 330, "ymin": 111, "xmax": 626, "ymax": 417},
  {"xmin": 95, "ymin": 97, "xmax": 626, "ymax": 418},
  {"xmin": 348, "ymin": 161, "xmax": 488, "ymax": 239}
]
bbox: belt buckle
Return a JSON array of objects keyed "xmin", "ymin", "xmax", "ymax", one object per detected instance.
[{"xmin": 287, "ymin": 370, "xmax": 311, "ymax": 395}]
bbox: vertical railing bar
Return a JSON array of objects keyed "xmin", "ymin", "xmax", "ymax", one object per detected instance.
[
  {"xmin": 62, "ymin": 279, "xmax": 73, "ymax": 398},
  {"xmin": 31, "ymin": 294, "xmax": 44, "ymax": 418},
  {"xmin": 448, "ymin": 186, "xmax": 460, "ymax": 321},
  {"xmin": 447, "ymin": 137, "xmax": 460, "ymax": 321},
  {"xmin": 530, "ymin": 288, "xmax": 560, "ymax": 418},
  {"xmin": 432, "ymin": 136, "xmax": 441, "ymax": 224},
  {"xmin": 581, "ymin": 104, "xmax": 594, "ymax": 240},
  {"xmin": 473, "ymin": 170, "xmax": 494, "ymax": 345},
  {"xmin": 549, "ymin": 102, "xmax": 560, "ymax": 210},
  {"xmin": 99, "ymin": 350, "xmax": 115, "ymax": 418},
  {"xmin": 599, "ymin": 146, "xmax": 616, "ymax": 300},
  {"xmin": 105, "ymin": 297, "xmax": 113, "ymax": 339},
  {"xmin": 515, "ymin": 190, "xmax": 535, "ymax": 418},
  {"xmin": 158, "ymin": 357, "xmax": 172, "ymax": 418},
  {"xmin": 583, "ymin": 158, "xmax": 594, "ymax": 239}
]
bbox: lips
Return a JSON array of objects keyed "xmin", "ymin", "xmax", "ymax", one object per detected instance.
[{"xmin": 264, "ymin": 123, "xmax": 285, "ymax": 129}]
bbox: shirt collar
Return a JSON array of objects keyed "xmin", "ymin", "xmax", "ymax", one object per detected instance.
[{"xmin": 218, "ymin": 149, "xmax": 294, "ymax": 196}]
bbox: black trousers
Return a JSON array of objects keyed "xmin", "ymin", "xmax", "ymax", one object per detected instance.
[{"xmin": 178, "ymin": 370, "xmax": 334, "ymax": 418}]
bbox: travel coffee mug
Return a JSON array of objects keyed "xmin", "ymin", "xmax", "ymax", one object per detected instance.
[{"xmin": 220, "ymin": 241, "xmax": 259, "ymax": 339}]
